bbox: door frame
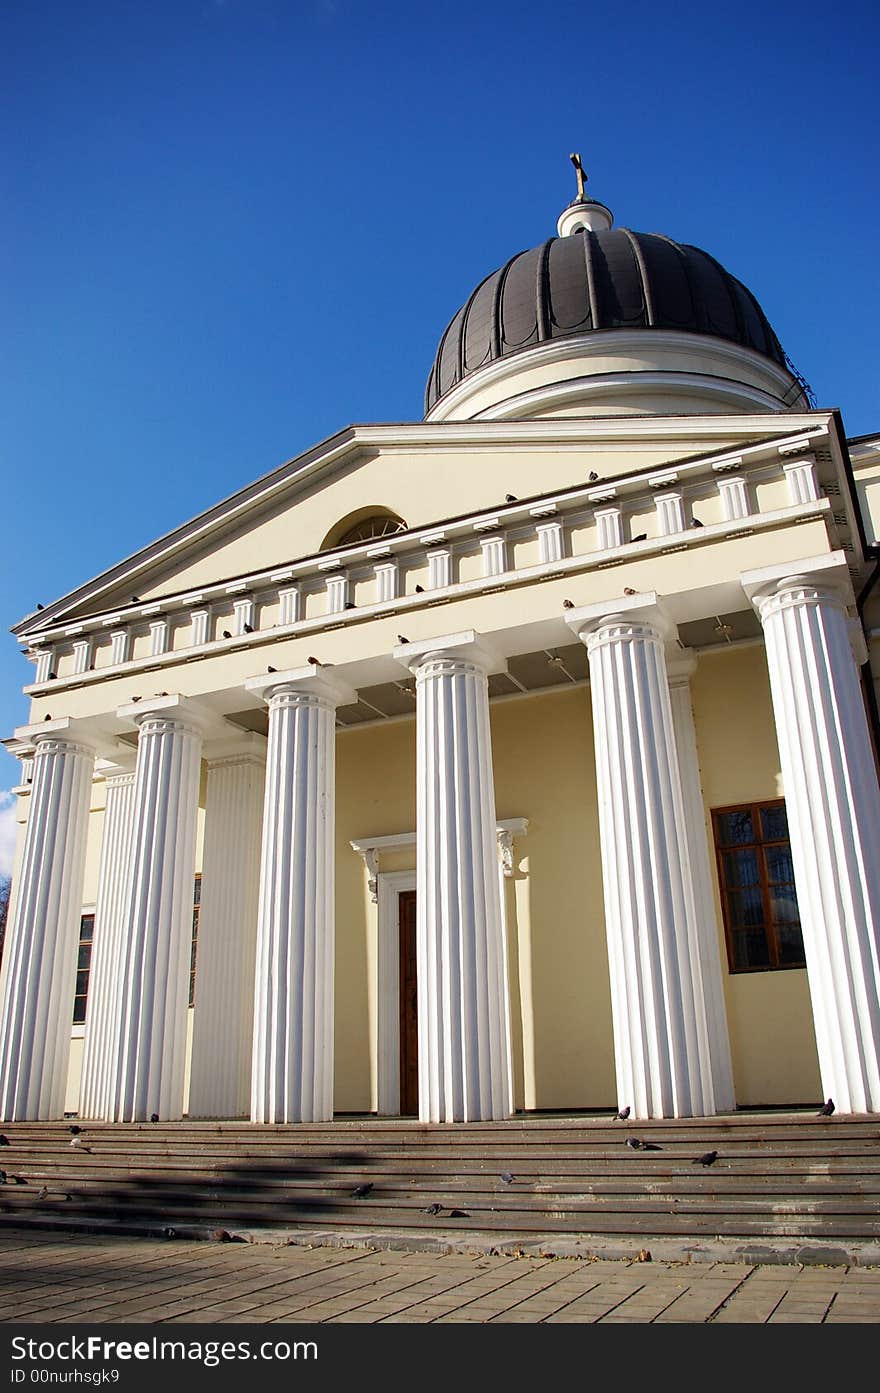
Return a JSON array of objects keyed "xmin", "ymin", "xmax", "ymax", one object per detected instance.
[{"xmin": 376, "ymin": 870, "xmax": 417, "ymax": 1116}]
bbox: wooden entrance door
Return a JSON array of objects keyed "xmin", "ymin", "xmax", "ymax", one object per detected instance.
[{"xmin": 398, "ymin": 890, "xmax": 419, "ymax": 1116}]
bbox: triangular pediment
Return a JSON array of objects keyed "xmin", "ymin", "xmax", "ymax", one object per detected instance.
[{"xmin": 14, "ymin": 413, "xmax": 830, "ymax": 638}]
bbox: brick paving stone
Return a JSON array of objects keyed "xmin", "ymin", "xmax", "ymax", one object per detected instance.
[{"xmin": 1, "ymin": 1234, "xmax": 879, "ymax": 1325}]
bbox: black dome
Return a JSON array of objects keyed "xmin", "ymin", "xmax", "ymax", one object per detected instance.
[{"xmin": 425, "ymin": 228, "xmax": 787, "ymax": 414}]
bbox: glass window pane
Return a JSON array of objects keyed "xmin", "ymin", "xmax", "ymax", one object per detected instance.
[
  {"xmin": 765, "ymin": 844, "xmax": 796, "ymax": 884},
  {"xmin": 731, "ymin": 930, "xmax": 771, "ymax": 969},
  {"xmin": 75, "ymin": 970, "xmax": 90, "ymax": 997},
  {"xmin": 770, "ymin": 884, "xmax": 800, "ymax": 924},
  {"xmin": 77, "ymin": 944, "xmax": 92, "ymax": 970},
  {"xmin": 727, "ymin": 886, "xmax": 765, "ymax": 928},
  {"xmin": 73, "ymin": 997, "xmax": 86, "ymax": 1025},
  {"xmin": 777, "ymin": 923, "xmax": 806, "ymax": 967},
  {"xmin": 723, "ymin": 849, "xmax": 760, "ymax": 887},
  {"xmin": 761, "ymin": 805, "xmax": 789, "ymax": 841},
  {"xmin": 79, "ymin": 915, "xmax": 94, "ymax": 942},
  {"xmin": 716, "ymin": 810, "xmax": 754, "ymax": 846}
]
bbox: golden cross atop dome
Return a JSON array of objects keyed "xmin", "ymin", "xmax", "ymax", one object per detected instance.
[{"xmin": 569, "ymin": 152, "xmax": 588, "ymax": 201}]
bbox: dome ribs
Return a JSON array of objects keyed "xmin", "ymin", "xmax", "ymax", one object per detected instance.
[
  {"xmin": 691, "ymin": 243, "xmax": 749, "ymax": 350},
  {"xmin": 547, "ymin": 235, "xmax": 592, "ymax": 336},
  {"xmin": 590, "ymin": 229, "xmax": 649, "ymax": 330},
  {"xmin": 645, "ymin": 233, "xmax": 702, "ymax": 332},
  {"xmin": 535, "ymin": 239, "xmax": 553, "ymax": 342},
  {"xmin": 500, "ymin": 246, "xmax": 541, "ymax": 351},
  {"xmin": 620, "ymin": 229, "xmax": 656, "ymax": 327},
  {"xmin": 583, "ymin": 229, "xmax": 600, "ymax": 331}
]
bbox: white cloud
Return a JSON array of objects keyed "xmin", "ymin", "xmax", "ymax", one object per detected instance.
[{"xmin": 0, "ymin": 792, "xmax": 18, "ymax": 880}]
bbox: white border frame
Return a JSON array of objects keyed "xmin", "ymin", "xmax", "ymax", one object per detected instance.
[{"xmin": 376, "ymin": 869, "xmax": 416, "ymax": 1116}]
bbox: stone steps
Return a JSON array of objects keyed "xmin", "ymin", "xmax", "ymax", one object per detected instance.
[{"xmin": 1, "ymin": 1112, "xmax": 878, "ymax": 1248}]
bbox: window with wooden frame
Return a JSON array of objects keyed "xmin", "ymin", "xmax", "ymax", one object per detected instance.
[
  {"xmin": 712, "ymin": 800, "xmax": 805, "ymax": 972},
  {"xmin": 73, "ymin": 913, "xmax": 94, "ymax": 1024}
]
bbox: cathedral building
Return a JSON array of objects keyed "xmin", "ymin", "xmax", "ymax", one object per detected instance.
[{"xmin": 3, "ymin": 165, "xmax": 880, "ymax": 1125}]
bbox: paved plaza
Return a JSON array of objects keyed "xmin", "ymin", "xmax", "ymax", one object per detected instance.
[{"xmin": 0, "ymin": 1230, "xmax": 878, "ymax": 1324}]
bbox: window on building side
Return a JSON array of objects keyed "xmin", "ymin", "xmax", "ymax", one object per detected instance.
[
  {"xmin": 73, "ymin": 914, "xmax": 94, "ymax": 1025},
  {"xmin": 712, "ymin": 801, "xmax": 805, "ymax": 972},
  {"xmin": 189, "ymin": 874, "xmax": 201, "ymax": 1007},
  {"xmin": 74, "ymin": 878, "xmax": 202, "ymax": 1024}
]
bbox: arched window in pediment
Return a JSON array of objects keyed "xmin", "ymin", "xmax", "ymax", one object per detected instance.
[{"xmin": 322, "ymin": 508, "xmax": 407, "ymax": 551}]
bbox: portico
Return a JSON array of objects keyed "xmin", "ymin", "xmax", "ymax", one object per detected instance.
[{"xmin": 4, "ymin": 179, "xmax": 880, "ymax": 1126}]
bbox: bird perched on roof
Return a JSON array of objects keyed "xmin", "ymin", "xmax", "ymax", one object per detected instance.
[
  {"xmin": 36, "ymin": 603, "xmax": 44, "ymax": 610},
  {"xmin": 563, "ymin": 599, "xmax": 575, "ymax": 609},
  {"xmin": 448, "ymin": 1209, "xmax": 470, "ymax": 1218},
  {"xmin": 0, "ymin": 1171, "xmax": 6, "ymax": 1185},
  {"xmin": 505, "ymin": 494, "xmax": 517, "ymax": 503},
  {"xmin": 397, "ymin": 635, "xmax": 409, "ymax": 645},
  {"xmin": 588, "ymin": 472, "xmax": 600, "ymax": 482},
  {"xmin": 37, "ymin": 1186, "xmax": 49, "ymax": 1201},
  {"xmin": 244, "ymin": 622, "xmax": 255, "ymax": 631},
  {"xmin": 352, "ymin": 1182, "xmax": 373, "ymax": 1198},
  {"xmin": 623, "ymin": 587, "xmax": 637, "ymax": 596},
  {"xmin": 0, "ymin": 1134, "xmax": 9, "ymax": 1147},
  {"xmin": 691, "ymin": 517, "xmax": 704, "ymax": 528},
  {"xmin": 163, "ymin": 1226, "xmax": 176, "ymax": 1239},
  {"xmin": 625, "ymin": 1137, "xmax": 645, "ymax": 1150},
  {"xmin": 344, "ymin": 601, "xmax": 355, "ymax": 610},
  {"xmin": 222, "ymin": 629, "xmax": 232, "ymax": 639},
  {"xmin": 817, "ymin": 1098, "xmax": 835, "ymax": 1116},
  {"xmin": 423, "ymin": 1202, "xmax": 443, "ymax": 1215},
  {"xmin": 500, "ymin": 1171, "xmax": 515, "ymax": 1185},
  {"xmin": 130, "ymin": 596, "xmax": 140, "ymax": 604},
  {"xmin": 44, "ymin": 713, "xmax": 53, "ymax": 720},
  {"xmin": 693, "ymin": 1150, "xmax": 719, "ymax": 1166},
  {"xmin": 614, "ymin": 1106, "xmax": 630, "ymax": 1121},
  {"xmin": 640, "ymin": 1141, "xmax": 663, "ymax": 1151},
  {"xmin": 69, "ymin": 1125, "xmax": 82, "ymax": 1135},
  {"xmin": 307, "ymin": 655, "xmax": 321, "ymax": 665},
  {"xmin": 212, "ymin": 1228, "xmax": 233, "ymax": 1243},
  {"xmin": 131, "ymin": 695, "xmax": 142, "ymax": 703},
  {"xmin": 415, "ymin": 584, "xmax": 425, "ymax": 593},
  {"xmin": 632, "ymin": 533, "xmax": 647, "ymax": 543},
  {"xmin": 150, "ymin": 1113, "xmax": 159, "ymax": 1124}
]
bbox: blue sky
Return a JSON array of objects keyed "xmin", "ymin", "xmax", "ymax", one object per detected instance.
[{"xmin": 1, "ymin": 0, "xmax": 878, "ymax": 830}]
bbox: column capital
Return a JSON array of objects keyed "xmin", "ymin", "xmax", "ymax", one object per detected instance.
[
  {"xmin": 13, "ymin": 715, "xmax": 105, "ymax": 757},
  {"xmin": 392, "ymin": 628, "xmax": 504, "ymax": 677},
  {"xmin": 741, "ymin": 550, "xmax": 852, "ymax": 614},
  {"xmin": 116, "ymin": 693, "xmax": 222, "ymax": 739},
  {"xmin": 202, "ymin": 730, "xmax": 268, "ymax": 767},
  {"xmin": 95, "ymin": 756, "xmax": 137, "ymax": 787},
  {"xmin": 564, "ymin": 590, "xmax": 675, "ymax": 646},
  {"xmin": 244, "ymin": 663, "xmax": 356, "ymax": 708}
]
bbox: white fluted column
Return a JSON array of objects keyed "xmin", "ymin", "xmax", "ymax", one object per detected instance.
[
  {"xmin": 395, "ymin": 631, "xmax": 513, "ymax": 1123},
  {"xmin": 0, "ymin": 726, "xmax": 96, "ymax": 1120},
  {"xmin": 109, "ymin": 702, "xmax": 204, "ymax": 1121},
  {"xmin": 567, "ymin": 594, "xmax": 716, "ymax": 1118},
  {"xmin": 78, "ymin": 765, "xmax": 137, "ymax": 1120},
  {"xmin": 745, "ymin": 561, "xmax": 880, "ymax": 1113},
  {"xmin": 245, "ymin": 664, "xmax": 355, "ymax": 1123},
  {"xmin": 188, "ymin": 739, "xmax": 266, "ymax": 1118},
  {"xmin": 667, "ymin": 655, "xmax": 736, "ymax": 1112}
]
